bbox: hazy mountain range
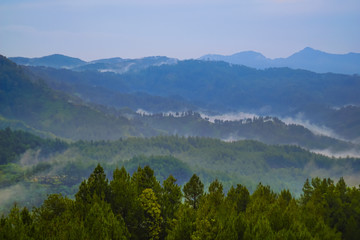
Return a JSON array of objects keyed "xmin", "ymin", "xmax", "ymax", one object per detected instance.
[
  {"xmin": 10, "ymin": 54, "xmax": 178, "ymax": 74},
  {"xmin": 2, "ymin": 55, "xmax": 360, "ymax": 149},
  {"xmin": 200, "ymin": 47, "xmax": 360, "ymax": 75},
  {"xmin": 9, "ymin": 47, "xmax": 360, "ymax": 75}
]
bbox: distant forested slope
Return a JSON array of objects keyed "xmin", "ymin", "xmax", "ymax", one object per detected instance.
[
  {"xmin": 26, "ymin": 60, "xmax": 360, "ymax": 115},
  {"xmin": 1, "ymin": 129, "xmax": 359, "ymax": 212},
  {"xmin": 0, "ymin": 55, "xmax": 158, "ymax": 140},
  {"xmin": 2, "ymin": 56, "xmax": 356, "ymax": 150},
  {"xmin": 25, "ymin": 59, "xmax": 360, "ymax": 142},
  {"xmin": 121, "ymin": 60, "xmax": 360, "ymax": 113}
]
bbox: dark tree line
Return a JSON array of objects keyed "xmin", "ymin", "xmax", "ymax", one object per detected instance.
[
  {"xmin": 0, "ymin": 127, "xmax": 68, "ymax": 165},
  {"xmin": 1, "ymin": 164, "xmax": 360, "ymax": 240}
]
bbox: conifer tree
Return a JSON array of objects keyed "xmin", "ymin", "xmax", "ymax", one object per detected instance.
[
  {"xmin": 139, "ymin": 188, "xmax": 162, "ymax": 240},
  {"xmin": 183, "ymin": 174, "xmax": 204, "ymax": 209}
]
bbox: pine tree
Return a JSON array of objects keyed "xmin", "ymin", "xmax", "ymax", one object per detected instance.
[
  {"xmin": 160, "ymin": 175, "xmax": 182, "ymax": 238},
  {"xmin": 300, "ymin": 178, "xmax": 313, "ymax": 205},
  {"xmin": 139, "ymin": 188, "xmax": 162, "ymax": 240},
  {"xmin": 183, "ymin": 174, "xmax": 204, "ymax": 209}
]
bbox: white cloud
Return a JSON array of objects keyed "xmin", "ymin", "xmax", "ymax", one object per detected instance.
[
  {"xmin": 0, "ymin": 184, "xmax": 27, "ymax": 207},
  {"xmin": 310, "ymin": 148, "xmax": 360, "ymax": 158},
  {"xmin": 200, "ymin": 112, "xmax": 258, "ymax": 123},
  {"xmin": 281, "ymin": 113, "xmax": 341, "ymax": 139}
]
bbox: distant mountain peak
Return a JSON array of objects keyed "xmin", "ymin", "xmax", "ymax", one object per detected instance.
[
  {"xmin": 302, "ymin": 47, "xmax": 315, "ymax": 51},
  {"xmin": 45, "ymin": 53, "xmax": 74, "ymax": 58},
  {"xmin": 9, "ymin": 54, "xmax": 86, "ymax": 69},
  {"xmin": 232, "ymin": 51, "xmax": 266, "ymax": 58},
  {"xmin": 291, "ymin": 47, "xmax": 324, "ymax": 56},
  {"xmin": 200, "ymin": 47, "xmax": 360, "ymax": 74}
]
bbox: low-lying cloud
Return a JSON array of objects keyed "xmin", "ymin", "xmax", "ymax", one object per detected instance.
[
  {"xmin": 200, "ymin": 112, "xmax": 258, "ymax": 123},
  {"xmin": 0, "ymin": 184, "xmax": 28, "ymax": 211},
  {"xmin": 281, "ymin": 114, "xmax": 340, "ymax": 139},
  {"xmin": 310, "ymin": 148, "xmax": 360, "ymax": 159},
  {"xmin": 304, "ymin": 160, "xmax": 360, "ymax": 187}
]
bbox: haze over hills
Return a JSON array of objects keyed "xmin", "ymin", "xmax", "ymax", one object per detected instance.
[
  {"xmin": 10, "ymin": 56, "xmax": 360, "ymax": 143},
  {"xmin": 9, "ymin": 54, "xmax": 178, "ymax": 74},
  {"xmin": 1, "ymin": 55, "xmax": 359, "ymax": 152},
  {"xmin": 200, "ymin": 47, "xmax": 360, "ymax": 75},
  {"xmin": 9, "ymin": 54, "xmax": 86, "ymax": 69},
  {"xmin": 27, "ymin": 59, "xmax": 360, "ymax": 114},
  {"xmin": 2, "ymin": 0, "xmax": 360, "ymax": 236},
  {"xmin": 2, "ymin": 54, "xmax": 360, "ymax": 236},
  {"xmin": 1, "ymin": 128, "xmax": 360, "ymax": 211},
  {"xmin": 10, "ymin": 47, "xmax": 360, "ymax": 75},
  {"xmin": 0, "ymin": 55, "xmax": 159, "ymax": 140}
]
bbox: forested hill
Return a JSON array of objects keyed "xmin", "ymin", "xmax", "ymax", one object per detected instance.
[
  {"xmin": 25, "ymin": 59, "xmax": 360, "ymax": 116},
  {"xmin": 120, "ymin": 60, "xmax": 360, "ymax": 114},
  {"xmin": 1, "ymin": 128, "xmax": 360, "ymax": 212},
  {"xmin": 2, "ymin": 56, "xmax": 357, "ymax": 151},
  {"xmin": 1, "ymin": 163, "xmax": 359, "ymax": 239},
  {"xmin": 25, "ymin": 58, "xmax": 360, "ymax": 142},
  {"xmin": 0, "ymin": 55, "xmax": 158, "ymax": 140},
  {"xmin": 138, "ymin": 112, "xmax": 356, "ymax": 151}
]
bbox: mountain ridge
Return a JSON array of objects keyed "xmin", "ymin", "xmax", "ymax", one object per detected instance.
[
  {"xmin": 9, "ymin": 47, "xmax": 360, "ymax": 74},
  {"xmin": 0, "ymin": 55, "xmax": 159, "ymax": 140},
  {"xmin": 9, "ymin": 54, "xmax": 178, "ymax": 74},
  {"xmin": 23, "ymin": 58, "xmax": 360, "ymax": 142},
  {"xmin": 200, "ymin": 47, "xmax": 360, "ymax": 74},
  {"xmin": 9, "ymin": 54, "xmax": 86, "ymax": 69}
]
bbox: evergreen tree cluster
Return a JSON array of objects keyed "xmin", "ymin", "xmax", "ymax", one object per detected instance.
[
  {"xmin": 0, "ymin": 127, "xmax": 68, "ymax": 165},
  {"xmin": 1, "ymin": 164, "xmax": 359, "ymax": 240}
]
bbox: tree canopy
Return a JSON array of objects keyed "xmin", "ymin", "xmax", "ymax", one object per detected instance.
[{"xmin": 1, "ymin": 164, "xmax": 359, "ymax": 240}]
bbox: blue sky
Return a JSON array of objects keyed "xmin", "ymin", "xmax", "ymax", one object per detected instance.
[{"xmin": 1, "ymin": 0, "xmax": 359, "ymax": 61}]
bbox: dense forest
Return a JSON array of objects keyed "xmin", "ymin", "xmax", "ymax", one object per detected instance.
[
  {"xmin": 1, "ymin": 128, "xmax": 360, "ymax": 213},
  {"xmin": 1, "ymin": 164, "xmax": 359, "ymax": 239}
]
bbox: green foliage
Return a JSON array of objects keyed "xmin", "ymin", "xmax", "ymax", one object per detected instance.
[
  {"xmin": 300, "ymin": 177, "xmax": 360, "ymax": 239},
  {"xmin": 160, "ymin": 175, "xmax": 182, "ymax": 238},
  {"xmin": 0, "ymin": 127, "xmax": 68, "ymax": 165},
  {"xmin": 139, "ymin": 188, "xmax": 162, "ymax": 240},
  {"xmin": 123, "ymin": 155, "xmax": 192, "ymax": 185},
  {"xmin": 1, "ymin": 131, "xmax": 360, "ymax": 212},
  {"xmin": 1, "ymin": 164, "xmax": 359, "ymax": 240},
  {"xmin": 132, "ymin": 165, "xmax": 162, "ymax": 197},
  {"xmin": 226, "ymin": 184, "xmax": 250, "ymax": 213},
  {"xmin": 85, "ymin": 198, "xmax": 129, "ymax": 240},
  {"xmin": 110, "ymin": 166, "xmax": 140, "ymax": 239},
  {"xmin": 0, "ymin": 56, "xmax": 153, "ymax": 141},
  {"xmin": 183, "ymin": 174, "xmax": 204, "ymax": 209},
  {"xmin": 166, "ymin": 204, "xmax": 196, "ymax": 240}
]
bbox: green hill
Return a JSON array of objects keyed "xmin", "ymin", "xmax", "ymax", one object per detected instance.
[
  {"xmin": 0, "ymin": 55, "xmax": 157, "ymax": 140},
  {"xmin": 1, "ymin": 129, "xmax": 359, "ymax": 211},
  {"xmin": 2, "ymin": 57, "xmax": 356, "ymax": 151}
]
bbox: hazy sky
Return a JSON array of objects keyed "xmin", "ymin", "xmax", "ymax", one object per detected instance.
[{"xmin": 1, "ymin": 0, "xmax": 359, "ymax": 61}]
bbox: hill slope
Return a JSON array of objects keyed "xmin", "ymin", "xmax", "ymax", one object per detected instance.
[
  {"xmin": 0, "ymin": 55, "xmax": 156, "ymax": 140},
  {"xmin": 10, "ymin": 54, "xmax": 178, "ymax": 73},
  {"xmin": 1, "ymin": 130, "xmax": 359, "ymax": 211},
  {"xmin": 24, "ymin": 60, "xmax": 360, "ymax": 142},
  {"xmin": 9, "ymin": 54, "xmax": 86, "ymax": 69},
  {"xmin": 120, "ymin": 60, "xmax": 360, "ymax": 115}
]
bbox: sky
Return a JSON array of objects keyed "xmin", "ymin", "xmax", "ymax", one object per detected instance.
[{"xmin": 0, "ymin": 0, "xmax": 359, "ymax": 61}]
